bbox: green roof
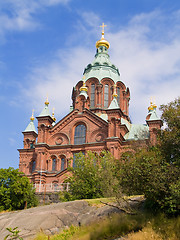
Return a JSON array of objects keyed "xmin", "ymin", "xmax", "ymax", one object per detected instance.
[
  {"xmin": 83, "ymin": 45, "xmax": 120, "ymax": 83},
  {"xmin": 121, "ymin": 118, "xmax": 149, "ymax": 140},
  {"xmin": 108, "ymin": 97, "xmax": 119, "ymax": 109},
  {"xmin": 147, "ymin": 109, "xmax": 160, "ymax": 121},
  {"xmin": 24, "ymin": 120, "xmax": 37, "ymax": 134},
  {"xmin": 124, "ymin": 123, "xmax": 149, "ymax": 140},
  {"xmin": 39, "ymin": 103, "xmax": 51, "ymax": 117}
]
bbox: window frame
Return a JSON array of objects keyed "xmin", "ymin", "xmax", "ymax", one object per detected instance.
[{"xmin": 74, "ymin": 124, "xmax": 86, "ymax": 145}]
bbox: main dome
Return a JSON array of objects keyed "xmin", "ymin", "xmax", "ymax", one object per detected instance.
[{"xmin": 83, "ymin": 23, "xmax": 120, "ymax": 83}]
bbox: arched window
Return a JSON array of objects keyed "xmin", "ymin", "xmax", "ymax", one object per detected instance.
[
  {"xmin": 74, "ymin": 124, "xmax": 86, "ymax": 145},
  {"xmin": 32, "ymin": 161, "xmax": 36, "ymax": 172},
  {"xmin": 52, "ymin": 158, "xmax": 56, "ymax": 171},
  {"xmin": 104, "ymin": 84, "xmax": 109, "ymax": 108},
  {"xmin": 61, "ymin": 157, "xmax": 65, "ymax": 171},
  {"xmin": 30, "ymin": 143, "xmax": 34, "ymax": 149},
  {"xmin": 117, "ymin": 87, "xmax": 120, "ymax": 104},
  {"xmin": 90, "ymin": 84, "xmax": 95, "ymax": 107}
]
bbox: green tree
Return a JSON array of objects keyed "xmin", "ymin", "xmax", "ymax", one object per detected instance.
[
  {"xmin": 120, "ymin": 148, "xmax": 179, "ymax": 215},
  {"xmin": 0, "ymin": 168, "xmax": 38, "ymax": 211},
  {"xmin": 159, "ymin": 97, "xmax": 180, "ymax": 166},
  {"xmin": 67, "ymin": 151, "xmax": 119, "ymax": 200},
  {"xmin": 119, "ymin": 98, "xmax": 180, "ymax": 215}
]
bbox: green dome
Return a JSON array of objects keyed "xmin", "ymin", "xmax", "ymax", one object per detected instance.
[{"xmin": 83, "ymin": 45, "xmax": 120, "ymax": 83}]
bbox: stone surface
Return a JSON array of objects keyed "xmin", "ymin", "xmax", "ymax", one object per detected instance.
[{"xmin": 0, "ymin": 200, "xmax": 122, "ymax": 240}]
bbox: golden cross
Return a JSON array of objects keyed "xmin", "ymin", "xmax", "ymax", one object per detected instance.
[{"xmin": 100, "ymin": 23, "xmax": 107, "ymax": 33}]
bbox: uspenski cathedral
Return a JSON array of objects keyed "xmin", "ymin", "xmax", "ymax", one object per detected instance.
[{"xmin": 18, "ymin": 24, "xmax": 162, "ymax": 190}]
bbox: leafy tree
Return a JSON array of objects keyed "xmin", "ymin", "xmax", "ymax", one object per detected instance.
[
  {"xmin": 0, "ymin": 168, "xmax": 38, "ymax": 211},
  {"xmin": 67, "ymin": 151, "xmax": 119, "ymax": 200},
  {"xmin": 159, "ymin": 97, "xmax": 180, "ymax": 166},
  {"xmin": 119, "ymin": 98, "xmax": 180, "ymax": 215},
  {"xmin": 119, "ymin": 148, "xmax": 179, "ymax": 215}
]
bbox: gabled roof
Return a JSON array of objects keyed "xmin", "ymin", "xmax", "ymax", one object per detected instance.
[{"xmin": 50, "ymin": 108, "xmax": 108, "ymax": 135}]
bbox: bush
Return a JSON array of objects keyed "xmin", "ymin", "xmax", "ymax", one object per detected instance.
[
  {"xmin": 0, "ymin": 167, "xmax": 38, "ymax": 211},
  {"xmin": 120, "ymin": 148, "xmax": 179, "ymax": 215},
  {"xmin": 67, "ymin": 151, "xmax": 120, "ymax": 200}
]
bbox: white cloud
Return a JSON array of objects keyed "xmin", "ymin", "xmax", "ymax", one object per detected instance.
[
  {"xmin": 22, "ymin": 47, "xmax": 93, "ymax": 118},
  {"xmin": 0, "ymin": 0, "xmax": 71, "ymax": 41},
  {"xmin": 21, "ymin": 10, "xmax": 180, "ymax": 124}
]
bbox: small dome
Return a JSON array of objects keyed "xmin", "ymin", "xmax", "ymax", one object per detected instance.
[
  {"xmin": 96, "ymin": 36, "xmax": 110, "ymax": 49},
  {"xmin": 96, "ymin": 23, "xmax": 110, "ymax": 49}
]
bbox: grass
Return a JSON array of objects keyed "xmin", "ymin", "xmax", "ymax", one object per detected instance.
[
  {"xmin": 84, "ymin": 197, "xmax": 116, "ymax": 207},
  {"xmin": 84, "ymin": 195, "xmax": 144, "ymax": 208},
  {"xmin": 33, "ymin": 212, "xmax": 180, "ymax": 240},
  {"xmin": 33, "ymin": 212, "xmax": 146, "ymax": 240}
]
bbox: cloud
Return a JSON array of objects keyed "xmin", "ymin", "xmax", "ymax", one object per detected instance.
[
  {"xmin": 22, "ymin": 47, "xmax": 93, "ymax": 118},
  {"xmin": 0, "ymin": 0, "xmax": 71, "ymax": 41},
  {"xmin": 21, "ymin": 9, "xmax": 180, "ymax": 124},
  {"xmin": 108, "ymin": 10, "xmax": 180, "ymax": 122}
]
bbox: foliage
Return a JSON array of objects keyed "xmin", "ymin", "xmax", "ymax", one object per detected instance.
[
  {"xmin": 4, "ymin": 227, "xmax": 23, "ymax": 240},
  {"xmin": 119, "ymin": 148, "xmax": 179, "ymax": 215},
  {"xmin": 0, "ymin": 168, "xmax": 38, "ymax": 211},
  {"xmin": 159, "ymin": 97, "xmax": 180, "ymax": 166},
  {"xmin": 66, "ymin": 151, "xmax": 120, "ymax": 200},
  {"xmin": 34, "ymin": 212, "xmax": 146, "ymax": 240},
  {"xmin": 84, "ymin": 197, "xmax": 115, "ymax": 207},
  {"xmin": 118, "ymin": 98, "xmax": 180, "ymax": 215},
  {"xmin": 34, "ymin": 212, "xmax": 180, "ymax": 240}
]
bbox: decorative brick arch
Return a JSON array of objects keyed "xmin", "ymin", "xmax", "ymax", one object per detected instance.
[
  {"xmin": 49, "ymin": 132, "xmax": 70, "ymax": 145},
  {"xmin": 90, "ymin": 128, "xmax": 107, "ymax": 142}
]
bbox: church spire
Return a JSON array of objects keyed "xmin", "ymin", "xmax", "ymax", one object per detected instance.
[
  {"xmin": 79, "ymin": 75, "xmax": 88, "ymax": 99},
  {"xmin": 96, "ymin": 22, "xmax": 110, "ymax": 49},
  {"xmin": 108, "ymin": 84, "xmax": 119, "ymax": 109},
  {"xmin": 24, "ymin": 109, "xmax": 37, "ymax": 133},
  {"xmin": 52, "ymin": 107, "xmax": 56, "ymax": 122},
  {"xmin": 39, "ymin": 96, "xmax": 51, "ymax": 117},
  {"xmin": 112, "ymin": 84, "xmax": 118, "ymax": 98}
]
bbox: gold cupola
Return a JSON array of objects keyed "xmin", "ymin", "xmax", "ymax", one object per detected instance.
[
  {"xmin": 112, "ymin": 84, "xmax": 118, "ymax": 98},
  {"xmin": 80, "ymin": 76, "xmax": 88, "ymax": 92},
  {"xmin": 52, "ymin": 107, "xmax": 56, "ymax": 122},
  {"xmin": 30, "ymin": 109, "xmax": 35, "ymax": 121},
  {"xmin": 96, "ymin": 23, "xmax": 110, "ymax": 49}
]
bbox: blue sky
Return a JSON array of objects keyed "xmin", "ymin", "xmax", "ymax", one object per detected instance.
[{"xmin": 0, "ymin": 0, "xmax": 180, "ymax": 169}]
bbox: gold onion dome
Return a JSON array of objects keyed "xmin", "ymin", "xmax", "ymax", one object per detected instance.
[
  {"xmin": 148, "ymin": 101, "xmax": 154, "ymax": 111},
  {"xmin": 45, "ymin": 96, "xmax": 49, "ymax": 105},
  {"xmin": 52, "ymin": 108, "xmax": 56, "ymax": 121},
  {"xmin": 30, "ymin": 109, "xmax": 35, "ymax": 121},
  {"xmin": 153, "ymin": 103, "xmax": 157, "ymax": 109},
  {"xmin": 96, "ymin": 23, "xmax": 110, "ymax": 49},
  {"xmin": 80, "ymin": 77, "xmax": 88, "ymax": 92}
]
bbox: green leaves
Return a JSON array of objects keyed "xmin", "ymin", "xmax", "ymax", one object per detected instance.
[
  {"xmin": 159, "ymin": 97, "xmax": 180, "ymax": 166},
  {"xmin": 4, "ymin": 227, "xmax": 23, "ymax": 240},
  {"xmin": 0, "ymin": 168, "xmax": 38, "ymax": 211},
  {"xmin": 119, "ymin": 147, "xmax": 179, "ymax": 216},
  {"xmin": 67, "ymin": 151, "xmax": 120, "ymax": 200}
]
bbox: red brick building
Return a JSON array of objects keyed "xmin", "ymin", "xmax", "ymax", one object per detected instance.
[{"xmin": 18, "ymin": 27, "xmax": 162, "ymax": 189}]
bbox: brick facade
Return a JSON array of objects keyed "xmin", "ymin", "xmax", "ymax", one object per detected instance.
[{"xmin": 18, "ymin": 32, "xmax": 162, "ymax": 186}]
